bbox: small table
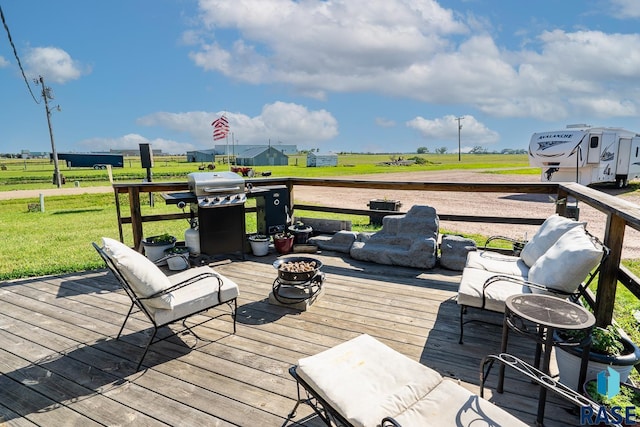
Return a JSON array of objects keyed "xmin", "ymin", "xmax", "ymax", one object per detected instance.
[{"xmin": 497, "ymin": 294, "xmax": 595, "ymax": 427}]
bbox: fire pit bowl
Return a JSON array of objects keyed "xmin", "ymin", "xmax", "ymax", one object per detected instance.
[{"xmin": 273, "ymin": 257, "xmax": 323, "ymax": 282}]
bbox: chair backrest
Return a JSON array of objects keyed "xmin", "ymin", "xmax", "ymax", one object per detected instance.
[{"xmin": 92, "ymin": 242, "xmax": 154, "ymax": 319}]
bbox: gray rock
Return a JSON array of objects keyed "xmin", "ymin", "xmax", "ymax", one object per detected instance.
[{"xmin": 440, "ymin": 234, "xmax": 477, "ymax": 271}]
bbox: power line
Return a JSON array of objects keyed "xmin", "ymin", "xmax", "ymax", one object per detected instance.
[{"xmin": 0, "ymin": 4, "xmax": 39, "ymax": 103}]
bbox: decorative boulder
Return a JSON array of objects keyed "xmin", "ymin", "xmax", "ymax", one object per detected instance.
[
  {"xmin": 350, "ymin": 205, "xmax": 439, "ymax": 269},
  {"xmin": 440, "ymin": 234, "xmax": 477, "ymax": 271}
]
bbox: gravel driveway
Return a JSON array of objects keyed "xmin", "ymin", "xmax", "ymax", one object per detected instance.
[{"xmin": 4, "ymin": 170, "xmax": 639, "ymax": 258}]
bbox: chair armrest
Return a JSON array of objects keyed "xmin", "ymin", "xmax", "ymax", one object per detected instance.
[
  {"xmin": 141, "ymin": 272, "xmax": 223, "ymax": 301},
  {"xmin": 483, "ymin": 274, "xmax": 575, "ymax": 297},
  {"xmin": 484, "ymin": 235, "xmax": 524, "ymax": 247},
  {"xmin": 481, "ymin": 353, "xmax": 622, "ymax": 427},
  {"xmin": 381, "ymin": 417, "xmax": 401, "ymax": 426}
]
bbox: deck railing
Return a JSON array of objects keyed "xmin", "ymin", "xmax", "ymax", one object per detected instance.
[{"xmin": 113, "ymin": 178, "xmax": 640, "ymax": 327}]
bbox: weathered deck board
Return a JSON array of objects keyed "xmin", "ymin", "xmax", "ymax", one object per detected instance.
[{"xmin": 0, "ymin": 251, "xmax": 581, "ymax": 426}]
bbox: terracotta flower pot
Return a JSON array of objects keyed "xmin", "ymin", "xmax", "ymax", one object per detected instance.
[{"xmin": 274, "ymin": 234, "xmax": 294, "ymax": 254}]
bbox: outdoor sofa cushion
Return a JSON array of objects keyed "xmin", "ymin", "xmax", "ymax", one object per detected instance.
[
  {"xmin": 296, "ymin": 334, "xmax": 527, "ymax": 427},
  {"xmin": 102, "ymin": 237, "xmax": 174, "ymax": 309},
  {"xmin": 528, "ymin": 226, "xmax": 603, "ymax": 294},
  {"xmin": 519, "ymin": 214, "xmax": 585, "ymax": 267},
  {"xmin": 146, "ymin": 266, "xmax": 240, "ymax": 325}
]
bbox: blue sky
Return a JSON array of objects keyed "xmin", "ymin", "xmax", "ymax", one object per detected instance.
[{"xmin": 2, "ymin": 0, "xmax": 640, "ymax": 155}]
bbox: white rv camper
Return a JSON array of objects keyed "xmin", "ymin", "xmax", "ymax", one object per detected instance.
[{"xmin": 528, "ymin": 125, "xmax": 640, "ymax": 187}]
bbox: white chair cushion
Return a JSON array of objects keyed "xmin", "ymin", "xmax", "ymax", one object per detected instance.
[
  {"xmin": 147, "ymin": 266, "xmax": 239, "ymax": 325},
  {"xmin": 465, "ymin": 251, "xmax": 530, "ymax": 276},
  {"xmin": 457, "ymin": 267, "xmax": 530, "ymax": 312},
  {"xmin": 528, "ymin": 226, "xmax": 603, "ymax": 295},
  {"xmin": 101, "ymin": 237, "xmax": 173, "ymax": 309},
  {"xmin": 520, "ymin": 214, "xmax": 585, "ymax": 267},
  {"xmin": 297, "ymin": 334, "xmax": 442, "ymax": 427},
  {"xmin": 391, "ymin": 378, "xmax": 527, "ymax": 426},
  {"xmin": 296, "ymin": 334, "xmax": 527, "ymax": 427}
]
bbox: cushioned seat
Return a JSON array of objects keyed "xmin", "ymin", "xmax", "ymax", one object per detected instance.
[
  {"xmin": 457, "ymin": 215, "xmax": 606, "ymax": 343},
  {"xmin": 290, "ymin": 334, "xmax": 528, "ymax": 427},
  {"xmin": 93, "ymin": 238, "xmax": 239, "ymax": 370}
]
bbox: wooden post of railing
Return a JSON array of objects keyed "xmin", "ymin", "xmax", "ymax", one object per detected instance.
[
  {"xmin": 129, "ymin": 187, "xmax": 144, "ymax": 252},
  {"xmin": 555, "ymin": 188, "xmax": 568, "ymax": 216},
  {"xmin": 595, "ymin": 213, "xmax": 626, "ymax": 327}
]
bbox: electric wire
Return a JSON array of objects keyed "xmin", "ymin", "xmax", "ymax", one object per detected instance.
[{"xmin": 0, "ymin": 4, "xmax": 40, "ymax": 103}]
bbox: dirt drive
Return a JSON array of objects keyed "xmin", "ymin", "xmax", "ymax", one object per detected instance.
[{"xmin": 3, "ymin": 170, "xmax": 640, "ymax": 258}]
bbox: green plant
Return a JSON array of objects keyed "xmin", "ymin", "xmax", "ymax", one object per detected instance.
[
  {"xmin": 558, "ymin": 325, "xmax": 625, "ymax": 356},
  {"xmin": 248, "ymin": 234, "xmax": 268, "ymax": 241},
  {"xmin": 165, "ymin": 246, "xmax": 189, "ymax": 254},
  {"xmin": 145, "ymin": 233, "xmax": 176, "ymax": 244},
  {"xmin": 586, "ymin": 380, "xmax": 640, "ymax": 408}
]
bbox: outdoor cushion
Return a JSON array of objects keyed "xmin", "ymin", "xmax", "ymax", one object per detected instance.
[
  {"xmin": 465, "ymin": 251, "xmax": 529, "ymax": 276},
  {"xmin": 146, "ymin": 266, "xmax": 240, "ymax": 325},
  {"xmin": 457, "ymin": 267, "xmax": 530, "ymax": 312},
  {"xmin": 520, "ymin": 214, "xmax": 585, "ymax": 267},
  {"xmin": 296, "ymin": 334, "xmax": 527, "ymax": 427},
  {"xmin": 102, "ymin": 237, "xmax": 173, "ymax": 309},
  {"xmin": 528, "ymin": 226, "xmax": 603, "ymax": 295}
]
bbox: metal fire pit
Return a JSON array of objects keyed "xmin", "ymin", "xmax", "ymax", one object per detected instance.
[{"xmin": 273, "ymin": 257, "xmax": 323, "ymax": 283}]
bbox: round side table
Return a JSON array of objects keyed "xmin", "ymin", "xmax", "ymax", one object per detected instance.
[{"xmin": 498, "ymin": 293, "xmax": 595, "ymax": 427}]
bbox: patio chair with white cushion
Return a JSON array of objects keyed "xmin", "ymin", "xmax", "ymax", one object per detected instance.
[
  {"xmin": 456, "ymin": 214, "xmax": 608, "ymax": 343},
  {"xmin": 93, "ymin": 237, "xmax": 239, "ymax": 370},
  {"xmin": 288, "ymin": 334, "xmax": 529, "ymax": 427}
]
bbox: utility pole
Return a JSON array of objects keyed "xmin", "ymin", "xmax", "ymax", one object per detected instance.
[
  {"xmin": 456, "ymin": 116, "xmax": 464, "ymax": 161},
  {"xmin": 37, "ymin": 75, "xmax": 62, "ymax": 187}
]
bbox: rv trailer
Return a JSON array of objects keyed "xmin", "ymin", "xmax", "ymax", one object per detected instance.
[{"xmin": 528, "ymin": 125, "xmax": 640, "ymax": 187}]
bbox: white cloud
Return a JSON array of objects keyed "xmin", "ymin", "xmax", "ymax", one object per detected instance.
[
  {"xmin": 78, "ymin": 134, "xmax": 194, "ymax": 155},
  {"xmin": 375, "ymin": 117, "xmax": 396, "ymax": 128},
  {"xmin": 609, "ymin": 0, "xmax": 640, "ymax": 18},
  {"xmin": 137, "ymin": 101, "xmax": 338, "ymax": 147},
  {"xmin": 0, "ymin": 56, "xmax": 8, "ymax": 68},
  {"xmin": 406, "ymin": 114, "xmax": 499, "ymax": 145},
  {"xmin": 24, "ymin": 46, "xmax": 88, "ymax": 84},
  {"xmin": 187, "ymin": 0, "xmax": 640, "ymax": 122}
]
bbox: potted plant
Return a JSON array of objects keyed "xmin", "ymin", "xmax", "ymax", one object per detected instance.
[
  {"xmin": 273, "ymin": 232, "xmax": 295, "ymax": 254},
  {"xmin": 164, "ymin": 245, "xmax": 190, "ymax": 270},
  {"xmin": 555, "ymin": 325, "xmax": 640, "ymax": 391},
  {"xmin": 142, "ymin": 233, "xmax": 176, "ymax": 263},
  {"xmin": 288, "ymin": 221, "xmax": 313, "ymax": 245},
  {"xmin": 248, "ymin": 234, "xmax": 270, "ymax": 256}
]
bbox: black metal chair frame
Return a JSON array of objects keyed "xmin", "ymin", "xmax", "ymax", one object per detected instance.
[
  {"xmin": 481, "ymin": 353, "xmax": 621, "ymax": 427},
  {"xmin": 93, "ymin": 242, "xmax": 237, "ymax": 370},
  {"xmin": 458, "ymin": 231, "xmax": 609, "ymax": 344}
]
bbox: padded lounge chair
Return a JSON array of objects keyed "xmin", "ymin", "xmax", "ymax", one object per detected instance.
[
  {"xmin": 288, "ymin": 334, "xmax": 528, "ymax": 427},
  {"xmin": 93, "ymin": 237, "xmax": 239, "ymax": 370},
  {"xmin": 457, "ymin": 215, "xmax": 607, "ymax": 343}
]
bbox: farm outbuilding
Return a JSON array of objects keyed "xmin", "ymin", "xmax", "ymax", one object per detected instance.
[
  {"xmin": 186, "ymin": 149, "xmax": 217, "ymax": 163},
  {"xmin": 235, "ymin": 146, "xmax": 288, "ymax": 166},
  {"xmin": 307, "ymin": 151, "xmax": 338, "ymax": 167}
]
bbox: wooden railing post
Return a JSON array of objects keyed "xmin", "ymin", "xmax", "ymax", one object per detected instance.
[
  {"xmin": 595, "ymin": 213, "xmax": 625, "ymax": 327},
  {"xmin": 129, "ymin": 187, "xmax": 143, "ymax": 252},
  {"xmin": 555, "ymin": 188, "xmax": 568, "ymax": 216}
]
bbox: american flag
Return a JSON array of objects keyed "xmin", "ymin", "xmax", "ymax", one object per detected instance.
[{"xmin": 212, "ymin": 115, "xmax": 230, "ymax": 140}]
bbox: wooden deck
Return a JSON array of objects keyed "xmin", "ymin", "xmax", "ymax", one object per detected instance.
[{"xmin": 0, "ymin": 250, "xmax": 581, "ymax": 426}]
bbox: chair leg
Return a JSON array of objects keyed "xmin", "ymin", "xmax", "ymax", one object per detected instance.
[
  {"xmin": 117, "ymin": 303, "xmax": 136, "ymax": 339},
  {"xmin": 136, "ymin": 327, "xmax": 159, "ymax": 371},
  {"xmin": 232, "ymin": 299, "xmax": 237, "ymax": 333}
]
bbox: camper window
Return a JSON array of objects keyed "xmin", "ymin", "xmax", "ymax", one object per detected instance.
[{"xmin": 590, "ymin": 136, "xmax": 599, "ymax": 148}]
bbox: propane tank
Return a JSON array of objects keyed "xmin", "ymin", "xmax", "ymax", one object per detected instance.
[{"xmin": 185, "ymin": 221, "xmax": 200, "ymax": 255}]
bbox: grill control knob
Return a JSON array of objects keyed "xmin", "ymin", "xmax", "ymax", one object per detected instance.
[{"xmin": 225, "ymin": 195, "xmax": 231, "ymax": 200}]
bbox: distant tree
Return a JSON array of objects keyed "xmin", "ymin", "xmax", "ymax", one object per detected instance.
[
  {"xmin": 435, "ymin": 147, "xmax": 447, "ymax": 154},
  {"xmin": 469, "ymin": 145, "xmax": 488, "ymax": 154},
  {"xmin": 417, "ymin": 146, "xmax": 429, "ymax": 154}
]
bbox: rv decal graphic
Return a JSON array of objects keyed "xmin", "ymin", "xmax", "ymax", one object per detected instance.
[
  {"xmin": 544, "ymin": 167, "xmax": 559, "ymax": 181},
  {"xmin": 536, "ymin": 140, "xmax": 569, "ymax": 151},
  {"xmin": 536, "ymin": 153, "xmax": 564, "ymax": 158},
  {"xmin": 601, "ymin": 150, "xmax": 614, "ymax": 161}
]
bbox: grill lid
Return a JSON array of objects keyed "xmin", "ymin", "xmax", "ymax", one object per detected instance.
[{"xmin": 187, "ymin": 171, "xmax": 246, "ymax": 208}]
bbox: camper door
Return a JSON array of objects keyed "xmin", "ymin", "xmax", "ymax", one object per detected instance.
[
  {"xmin": 617, "ymin": 138, "xmax": 632, "ymax": 175},
  {"xmin": 587, "ymin": 134, "xmax": 601, "ymax": 164}
]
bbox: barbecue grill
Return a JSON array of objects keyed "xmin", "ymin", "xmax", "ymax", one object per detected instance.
[{"xmin": 187, "ymin": 172, "xmax": 247, "ymax": 258}]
